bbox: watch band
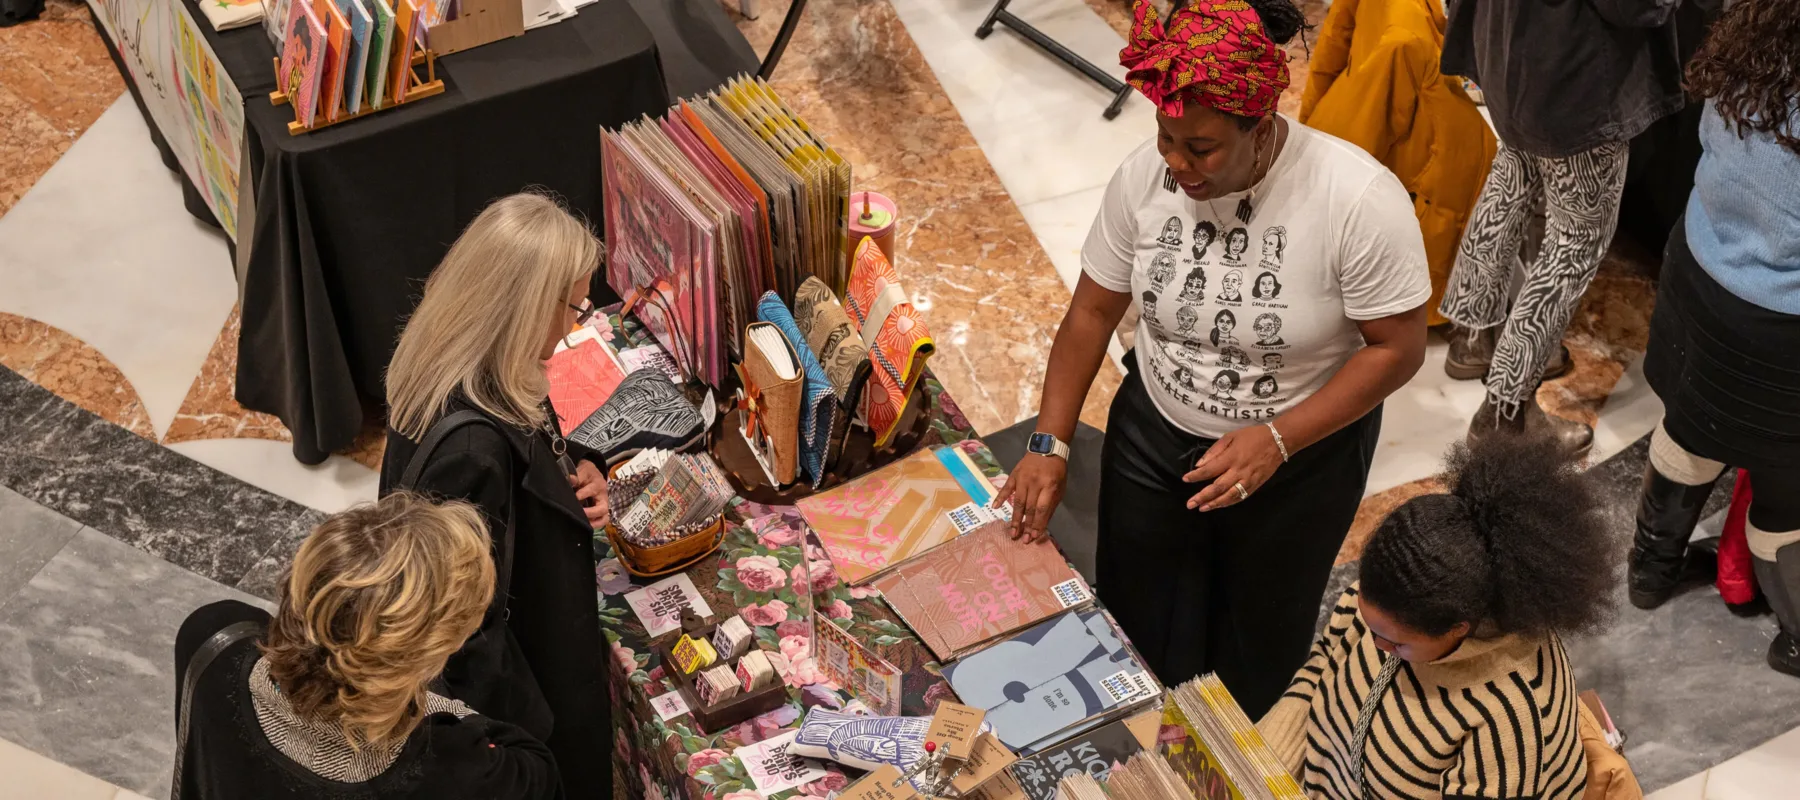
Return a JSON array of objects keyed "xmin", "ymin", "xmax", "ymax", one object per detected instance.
[{"xmin": 1031, "ymin": 432, "xmax": 1071, "ymax": 461}]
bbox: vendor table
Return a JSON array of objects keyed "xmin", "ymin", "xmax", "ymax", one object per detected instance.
[
  {"xmin": 91, "ymin": 0, "xmax": 758, "ymax": 464},
  {"xmin": 589, "ymin": 314, "xmax": 996, "ymax": 799}
]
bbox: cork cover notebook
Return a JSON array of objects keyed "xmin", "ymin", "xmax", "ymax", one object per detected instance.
[{"xmin": 797, "ymin": 447, "xmax": 977, "ymax": 584}]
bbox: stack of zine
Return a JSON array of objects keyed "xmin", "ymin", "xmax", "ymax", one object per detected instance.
[
  {"xmin": 601, "ymin": 77, "xmax": 851, "ymax": 390},
  {"xmin": 1161, "ymin": 675, "xmax": 1305, "ymax": 800},
  {"xmin": 270, "ymin": 0, "xmax": 450, "ymax": 127},
  {"xmin": 1055, "ymin": 752, "xmax": 1195, "ymax": 800},
  {"xmin": 608, "ymin": 449, "xmax": 735, "ymax": 547}
]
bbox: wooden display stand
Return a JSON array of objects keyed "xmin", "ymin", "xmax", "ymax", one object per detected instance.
[
  {"xmin": 655, "ymin": 620, "xmax": 789, "ymax": 733},
  {"xmin": 710, "ymin": 381, "xmax": 936, "ymax": 506},
  {"xmin": 269, "ymin": 51, "xmax": 445, "ymax": 135},
  {"xmin": 426, "ymin": 0, "xmax": 524, "ymax": 56}
]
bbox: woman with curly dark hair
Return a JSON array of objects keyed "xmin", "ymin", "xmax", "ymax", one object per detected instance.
[
  {"xmin": 1258, "ymin": 434, "xmax": 1617, "ymax": 799},
  {"xmin": 1628, "ymin": 0, "xmax": 1800, "ymax": 679}
]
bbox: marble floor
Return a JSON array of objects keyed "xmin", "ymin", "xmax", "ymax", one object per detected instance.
[{"xmin": 0, "ymin": 0, "xmax": 1793, "ymax": 795}]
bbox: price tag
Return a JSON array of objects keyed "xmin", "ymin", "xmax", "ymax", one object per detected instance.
[
  {"xmin": 950, "ymin": 733, "xmax": 1018, "ymax": 793},
  {"xmin": 649, "ymin": 691, "xmax": 690, "ymax": 722},
  {"xmin": 924, "ymin": 702, "xmax": 987, "ymax": 760},
  {"xmin": 1100, "ymin": 670, "xmax": 1156, "ymax": 706},
  {"xmin": 838, "ymin": 765, "xmax": 922, "ymax": 800}
]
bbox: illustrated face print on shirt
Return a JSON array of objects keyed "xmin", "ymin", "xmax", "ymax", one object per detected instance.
[
  {"xmin": 1218, "ymin": 270, "xmax": 1244, "ymax": 303},
  {"xmin": 1252, "ymin": 271, "xmax": 1282, "ymax": 300},
  {"xmin": 1149, "ymin": 251, "xmax": 1178, "ymax": 289},
  {"xmin": 1191, "ymin": 221, "xmax": 1218, "ymax": 263},
  {"xmin": 1259, "ymin": 226, "xmax": 1287, "ymax": 270},
  {"xmin": 1157, "ymin": 216, "xmax": 1184, "ymax": 247},
  {"xmin": 1210, "ymin": 309, "xmax": 1238, "ymax": 348},
  {"xmin": 1222, "ymin": 227, "xmax": 1250, "ymax": 265},
  {"xmin": 1177, "ymin": 267, "xmax": 1207, "ymax": 302},
  {"xmin": 1210, "ymin": 369, "xmax": 1240, "ymax": 406},
  {"xmin": 1254, "ymin": 312, "xmax": 1286, "ymax": 347}
]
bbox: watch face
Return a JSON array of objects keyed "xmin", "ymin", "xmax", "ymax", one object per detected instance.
[{"xmin": 1028, "ymin": 433, "xmax": 1055, "ymax": 455}]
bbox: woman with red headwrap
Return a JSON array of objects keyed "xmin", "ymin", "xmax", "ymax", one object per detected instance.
[{"xmin": 993, "ymin": 0, "xmax": 1431, "ymax": 716}]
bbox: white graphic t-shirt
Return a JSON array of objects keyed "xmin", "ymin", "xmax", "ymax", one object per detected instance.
[{"xmin": 1082, "ymin": 119, "xmax": 1429, "ymax": 439}]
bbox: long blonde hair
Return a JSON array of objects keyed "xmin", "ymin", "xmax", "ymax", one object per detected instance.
[
  {"xmin": 261, "ymin": 492, "xmax": 496, "ymax": 749},
  {"xmin": 387, "ymin": 192, "xmax": 603, "ymax": 437}
]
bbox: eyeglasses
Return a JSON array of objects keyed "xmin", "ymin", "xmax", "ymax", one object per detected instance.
[{"xmin": 569, "ymin": 303, "xmax": 596, "ymax": 326}]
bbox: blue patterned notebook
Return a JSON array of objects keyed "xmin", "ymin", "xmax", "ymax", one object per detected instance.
[{"xmin": 757, "ymin": 291, "xmax": 837, "ymax": 487}]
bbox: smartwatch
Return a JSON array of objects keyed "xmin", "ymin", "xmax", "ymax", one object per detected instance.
[{"xmin": 1027, "ymin": 432, "xmax": 1070, "ymax": 461}]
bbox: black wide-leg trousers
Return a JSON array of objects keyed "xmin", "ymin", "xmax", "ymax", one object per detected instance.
[{"xmin": 1096, "ymin": 353, "xmax": 1379, "ymax": 719}]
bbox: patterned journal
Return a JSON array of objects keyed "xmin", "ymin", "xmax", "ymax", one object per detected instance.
[
  {"xmin": 547, "ymin": 334, "xmax": 627, "ymax": 432},
  {"xmin": 873, "ymin": 522, "xmax": 1091, "ymax": 661},
  {"xmin": 1009, "ymin": 715, "xmax": 1146, "ymax": 800},
  {"xmin": 277, "ymin": 0, "xmax": 327, "ymax": 127},
  {"xmin": 796, "ymin": 447, "xmax": 983, "ymax": 585},
  {"xmin": 843, "ymin": 238, "xmax": 933, "ymax": 447},
  {"xmin": 942, "ymin": 609, "xmax": 1161, "ymax": 753},
  {"xmin": 757, "ymin": 291, "xmax": 837, "ymax": 487}
]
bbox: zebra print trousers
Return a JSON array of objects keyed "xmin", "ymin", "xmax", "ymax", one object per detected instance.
[{"xmin": 1439, "ymin": 141, "xmax": 1629, "ymax": 412}]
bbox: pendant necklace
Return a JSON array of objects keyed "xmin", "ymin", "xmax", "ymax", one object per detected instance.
[{"xmin": 1210, "ymin": 118, "xmax": 1283, "ymax": 228}]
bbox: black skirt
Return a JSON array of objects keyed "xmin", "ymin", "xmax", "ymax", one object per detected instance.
[{"xmin": 1645, "ymin": 218, "xmax": 1800, "ymax": 470}]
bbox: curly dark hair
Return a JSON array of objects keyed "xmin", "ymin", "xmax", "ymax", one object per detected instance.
[
  {"xmin": 1359, "ymin": 434, "xmax": 1618, "ymax": 639},
  {"xmin": 1685, "ymin": 0, "xmax": 1800, "ymax": 155}
]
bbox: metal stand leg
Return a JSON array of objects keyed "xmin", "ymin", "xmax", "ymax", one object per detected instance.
[
  {"xmin": 974, "ymin": 0, "xmax": 1131, "ymax": 120},
  {"xmin": 758, "ymin": 0, "xmax": 808, "ymax": 79}
]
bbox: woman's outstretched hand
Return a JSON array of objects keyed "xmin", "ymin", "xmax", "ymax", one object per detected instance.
[{"xmin": 993, "ymin": 453, "xmax": 1068, "ymax": 543}]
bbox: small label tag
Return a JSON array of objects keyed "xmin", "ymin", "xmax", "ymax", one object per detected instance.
[
  {"xmin": 925, "ymin": 702, "xmax": 987, "ymax": 760},
  {"xmin": 1100, "ymin": 670, "xmax": 1156, "ymax": 706},
  {"xmin": 1051, "ymin": 578, "xmax": 1092, "ymax": 609},
  {"xmin": 839, "ymin": 765, "xmax": 922, "ymax": 800},
  {"xmin": 650, "ymin": 691, "xmax": 690, "ymax": 722},
  {"xmin": 946, "ymin": 502, "xmax": 1004, "ymax": 535}
]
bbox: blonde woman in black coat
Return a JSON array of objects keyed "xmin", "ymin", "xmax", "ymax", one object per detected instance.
[{"xmin": 381, "ymin": 192, "xmax": 612, "ymax": 798}]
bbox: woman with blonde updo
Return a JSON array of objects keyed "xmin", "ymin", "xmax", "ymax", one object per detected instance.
[{"xmin": 172, "ymin": 493, "xmax": 562, "ymax": 799}]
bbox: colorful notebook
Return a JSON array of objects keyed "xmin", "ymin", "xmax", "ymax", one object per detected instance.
[
  {"xmin": 797, "ymin": 446, "xmax": 985, "ymax": 584},
  {"xmin": 546, "ymin": 334, "xmax": 628, "ymax": 432},
  {"xmin": 844, "ymin": 238, "xmax": 933, "ymax": 447},
  {"xmin": 942, "ymin": 609, "xmax": 1160, "ymax": 753},
  {"xmin": 277, "ymin": 0, "xmax": 327, "ymax": 127},
  {"xmin": 314, "ymin": 0, "xmax": 350, "ymax": 122},
  {"xmin": 757, "ymin": 291, "xmax": 836, "ymax": 487},
  {"xmin": 742, "ymin": 322, "xmax": 803, "ymax": 485},
  {"xmin": 873, "ymin": 522, "xmax": 1090, "ymax": 661},
  {"xmin": 363, "ymin": 0, "xmax": 395, "ymax": 109},
  {"xmin": 1160, "ymin": 675, "xmax": 1305, "ymax": 800},
  {"xmin": 792, "ymin": 276, "xmax": 870, "ymax": 406},
  {"xmin": 338, "ymin": 0, "xmax": 373, "ymax": 114},
  {"xmin": 388, "ymin": 0, "xmax": 421, "ymax": 102}
]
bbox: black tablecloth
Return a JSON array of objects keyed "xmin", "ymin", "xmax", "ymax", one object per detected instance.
[{"xmin": 95, "ymin": 0, "xmax": 757, "ymax": 464}]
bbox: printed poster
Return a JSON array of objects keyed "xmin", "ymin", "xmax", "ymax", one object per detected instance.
[
  {"xmin": 88, "ymin": 0, "xmax": 246, "ymax": 242},
  {"xmin": 732, "ymin": 730, "xmax": 829, "ymax": 796},
  {"xmin": 623, "ymin": 573, "xmax": 714, "ymax": 638},
  {"xmin": 813, "ymin": 612, "xmax": 902, "ymax": 716}
]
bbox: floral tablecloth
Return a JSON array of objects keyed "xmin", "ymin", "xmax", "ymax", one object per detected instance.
[{"xmin": 595, "ymin": 352, "xmax": 991, "ymax": 800}]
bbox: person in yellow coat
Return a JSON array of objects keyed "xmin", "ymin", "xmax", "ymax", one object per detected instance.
[{"xmin": 1298, "ymin": 0, "xmax": 1494, "ymax": 328}]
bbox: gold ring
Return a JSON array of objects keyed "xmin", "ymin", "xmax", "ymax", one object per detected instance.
[{"xmin": 1233, "ymin": 481, "xmax": 1249, "ymax": 501}]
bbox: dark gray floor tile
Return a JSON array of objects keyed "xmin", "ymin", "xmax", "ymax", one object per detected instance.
[
  {"xmin": 0, "ymin": 528, "xmax": 271, "ymax": 798},
  {"xmin": 233, "ymin": 507, "xmax": 329, "ymax": 601},
  {"xmin": 0, "ymin": 366, "xmax": 316, "ymax": 587},
  {"xmin": 0, "ymin": 487, "xmax": 83, "ymax": 607}
]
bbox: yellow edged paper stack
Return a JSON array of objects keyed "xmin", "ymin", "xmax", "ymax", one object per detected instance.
[{"xmin": 1160, "ymin": 675, "xmax": 1304, "ymax": 800}]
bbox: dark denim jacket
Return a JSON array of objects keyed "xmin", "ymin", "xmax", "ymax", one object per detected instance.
[{"xmin": 1442, "ymin": 0, "xmax": 1687, "ymax": 158}]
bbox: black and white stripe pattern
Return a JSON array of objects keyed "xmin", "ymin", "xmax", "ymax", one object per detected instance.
[
  {"xmin": 1260, "ymin": 585, "xmax": 1589, "ymax": 799},
  {"xmin": 249, "ymin": 657, "xmax": 476, "ymax": 783},
  {"xmin": 1439, "ymin": 141, "xmax": 1629, "ymax": 411}
]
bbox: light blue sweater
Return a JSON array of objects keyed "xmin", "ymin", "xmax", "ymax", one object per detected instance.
[{"xmin": 1686, "ymin": 100, "xmax": 1800, "ymax": 314}]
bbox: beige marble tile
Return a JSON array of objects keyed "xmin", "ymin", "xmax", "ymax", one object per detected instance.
[
  {"xmin": 162, "ymin": 306, "xmax": 296, "ymax": 447},
  {"xmin": 0, "ymin": 313, "xmax": 155, "ymax": 439},
  {"xmin": 734, "ymin": 0, "xmax": 1122, "ymax": 434},
  {"xmin": 0, "ymin": 0, "xmax": 122, "ymax": 215}
]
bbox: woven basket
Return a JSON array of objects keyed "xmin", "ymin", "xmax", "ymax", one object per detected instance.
[{"xmin": 604, "ymin": 514, "xmax": 727, "ymax": 578}]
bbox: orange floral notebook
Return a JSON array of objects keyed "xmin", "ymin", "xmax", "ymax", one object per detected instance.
[
  {"xmin": 797, "ymin": 447, "xmax": 977, "ymax": 585},
  {"xmin": 874, "ymin": 522, "xmax": 1092, "ymax": 661}
]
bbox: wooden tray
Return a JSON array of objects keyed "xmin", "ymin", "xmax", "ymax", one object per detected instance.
[{"xmin": 655, "ymin": 622, "xmax": 789, "ymax": 733}]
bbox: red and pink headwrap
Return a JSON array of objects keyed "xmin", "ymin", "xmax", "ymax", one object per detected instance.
[{"xmin": 1119, "ymin": 0, "xmax": 1291, "ymax": 119}]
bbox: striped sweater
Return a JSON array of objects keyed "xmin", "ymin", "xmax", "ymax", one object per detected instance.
[{"xmin": 1257, "ymin": 585, "xmax": 1588, "ymax": 800}]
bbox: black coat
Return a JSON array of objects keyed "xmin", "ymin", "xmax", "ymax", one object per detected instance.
[
  {"xmin": 173, "ymin": 600, "xmax": 563, "ymax": 799},
  {"xmin": 379, "ymin": 397, "xmax": 611, "ymax": 799}
]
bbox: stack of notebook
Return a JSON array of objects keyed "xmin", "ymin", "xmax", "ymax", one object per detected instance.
[
  {"xmin": 600, "ymin": 78, "xmax": 851, "ymax": 390},
  {"xmin": 1160, "ymin": 676, "xmax": 1305, "ymax": 800},
  {"xmin": 609, "ymin": 449, "xmax": 735, "ymax": 547},
  {"xmin": 1055, "ymin": 752, "xmax": 1196, "ymax": 800},
  {"xmin": 271, "ymin": 0, "xmax": 443, "ymax": 127}
]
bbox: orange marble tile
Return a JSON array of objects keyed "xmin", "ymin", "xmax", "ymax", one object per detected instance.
[
  {"xmin": 1538, "ymin": 243, "xmax": 1658, "ymax": 431},
  {"xmin": 1338, "ymin": 476, "xmax": 1444, "ymax": 564},
  {"xmin": 734, "ymin": 0, "xmax": 1122, "ymax": 435},
  {"xmin": 162, "ymin": 306, "xmax": 296, "ymax": 446},
  {"xmin": 0, "ymin": 82, "xmax": 69, "ymax": 216},
  {"xmin": 0, "ymin": 0, "xmax": 124, "ymax": 137},
  {"xmin": 0, "ymin": 312, "xmax": 156, "ymax": 438}
]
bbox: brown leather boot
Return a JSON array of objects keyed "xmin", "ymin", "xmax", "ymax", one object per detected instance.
[
  {"xmin": 1466, "ymin": 394, "xmax": 1593, "ymax": 458},
  {"xmin": 1443, "ymin": 325, "xmax": 1572, "ymax": 381}
]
